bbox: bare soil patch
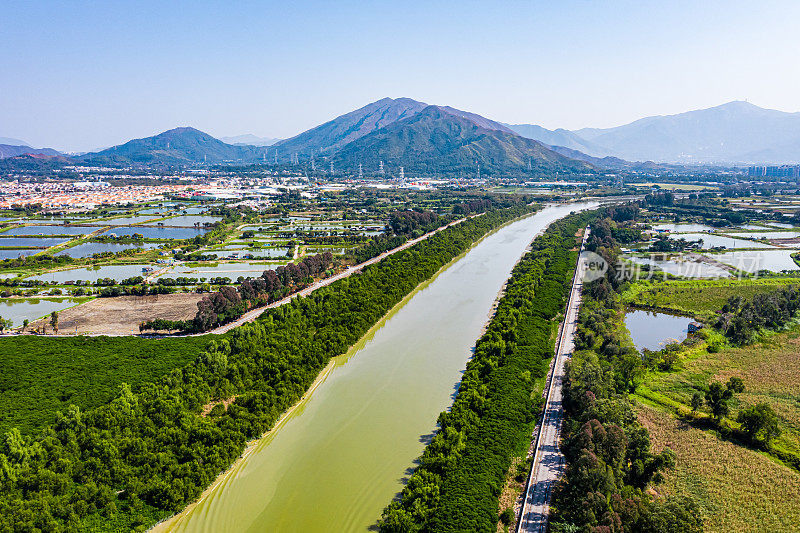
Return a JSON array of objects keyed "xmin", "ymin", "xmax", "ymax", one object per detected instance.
[{"xmin": 30, "ymin": 293, "xmax": 204, "ymax": 335}]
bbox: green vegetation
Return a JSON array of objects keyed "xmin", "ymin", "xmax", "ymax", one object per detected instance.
[
  {"xmin": 0, "ymin": 335, "xmax": 210, "ymax": 435},
  {"xmin": 379, "ymin": 210, "xmax": 594, "ymax": 532},
  {"xmin": 621, "ymin": 277, "xmax": 800, "ymax": 316},
  {"xmin": 617, "ymin": 237, "xmax": 800, "ymax": 529},
  {"xmin": 550, "ymin": 211, "xmax": 703, "ymax": 533},
  {"xmin": 0, "ymin": 204, "xmax": 533, "ymax": 532}
]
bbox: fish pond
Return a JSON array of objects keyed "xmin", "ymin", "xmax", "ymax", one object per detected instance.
[{"xmin": 625, "ymin": 309, "xmax": 690, "ymax": 352}]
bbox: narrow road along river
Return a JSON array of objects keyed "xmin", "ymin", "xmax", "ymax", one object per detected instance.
[{"xmin": 153, "ymin": 202, "xmax": 597, "ymax": 533}]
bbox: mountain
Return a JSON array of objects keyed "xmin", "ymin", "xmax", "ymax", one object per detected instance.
[
  {"xmin": 79, "ymin": 127, "xmax": 267, "ymax": 166},
  {"xmin": 0, "ymin": 137, "xmax": 30, "ymax": 147},
  {"xmin": 573, "ymin": 101, "xmax": 800, "ymax": 164},
  {"xmin": 220, "ymin": 134, "xmax": 280, "ymax": 146},
  {"xmin": 331, "ymin": 105, "xmax": 593, "ymax": 176},
  {"xmin": 505, "ymin": 124, "xmax": 610, "ymax": 157},
  {"xmin": 274, "ymin": 97, "xmax": 429, "ymax": 159},
  {"xmin": 0, "ymin": 144, "xmax": 61, "ymax": 159}
]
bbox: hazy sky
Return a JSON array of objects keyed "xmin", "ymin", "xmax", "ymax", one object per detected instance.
[{"xmin": 3, "ymin": 0, "xmax": 799, "ymax": 152}]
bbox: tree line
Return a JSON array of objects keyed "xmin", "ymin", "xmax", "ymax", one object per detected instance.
[
  {"xmin": 379, "ymin": 209, "xmax": 597, "ymax": 532},
  {"xmin": 550, "ymin": 210, "xmax": 703, "ymax": 533}
]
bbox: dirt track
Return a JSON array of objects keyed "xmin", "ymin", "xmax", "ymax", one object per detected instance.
[{"xmin": 29, "ymin": 293, "xmax": 204, "ymax": 336}]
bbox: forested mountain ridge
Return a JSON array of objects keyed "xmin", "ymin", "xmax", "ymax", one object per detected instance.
[
  {"xmin": 331, "ymin": 105, "xmax": 594, "ymax": 176},
  {"xmin": 0, "ymin": 144, "xmax": 61, "ymax": 159},
  {"xmin": 273, "ymin": 97, "xmax": 429, "ymax": 159},
  {"xmin": 78, "ymin": 127, "xmax": 268, "ymax": 166}
]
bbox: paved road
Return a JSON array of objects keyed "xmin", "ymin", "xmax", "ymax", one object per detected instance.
[
  {"xmin": 517, "ymin": 227, "xmax": 590, "ymax": 533},
  {"xmin": 208, "ymin": 216, "xmax": 475, "ymax": 334}
]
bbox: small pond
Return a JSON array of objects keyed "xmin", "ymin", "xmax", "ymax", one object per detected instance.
[
  {"xmin": 0, "ymin": 249, "xmax": 39, "ymax": 260},
  {"xmin": 725, "ymin": 231, "xmax": 800, "ymax": 240},
  {"xmin": 677, "ymin": 233, "xmax": 776, "ymax": 249},
  {"xmin": 652, "ymin": 223, "xmax": 719, "ymax": 233},
  {"xmin": 709, "ymin": 250, "xmax": 800, "ymax": 273},
  {"xmin": 0, "ymin": 297, "xmax": 85, "ymax": 326},
  {"xmin": 766, "ymin": 222, "xmax": 797, "ymax": 229},
  {"xmin": 56, "ymin": 242, "xmax": 160, "ymax": 258},
  {"xmin": 202, "ymin": 248, "xmax": 291, "ymax": 259},
  {"xmin": 141, "ymin": 215, "xmax": 221, "ymax": 227},
  {"xmin": 101, "ymin": 226, "xmax": 207, "ymax": 239},
  {"xmin": 27, "ymin": 264, "xmax": 154, "ymax": 284},
  {"xmin": 0, "ymin": 236, "xmax": 70, "ymax": 248},
  {"xmin": 2, "ymin": 225, "xmax": 97, "ymax": 236},
  {"xmin": 625, "ymin": 309, "xmax": 690, "ymax": 352},
  {"xmin": 627, "ymin": 256, "xmax": 730, "ymax": 278},
  {"xmin": 94, "ymin": 215, "xmax": 161, "ymax": 225},
  {"xmin": 155, "ymin": 262, "xmax": 283, "ymax": 280}
]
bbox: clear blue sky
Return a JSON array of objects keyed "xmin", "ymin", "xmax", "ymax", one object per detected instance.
[{"xmin": 3, "ymin": 0, "xmax": 799, "ymax": 152}]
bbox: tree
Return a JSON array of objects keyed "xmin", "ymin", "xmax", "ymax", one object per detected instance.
[
  {"xmin": 50, "ymin": 311, "xmax": 59, "ymax": 334},
  {"xmin": 705, "ymin": 379, "xmax": 745, "ymax": 421},
  {"xmin": 737, "ymin": 403, "xmax": 781, "ymax": 444},
  {"xmin": 22, "ymin": 318, "xmax": 28, "ymax": 332},
  {"xmin": 690, "ymin": 392, "xmax": 703, "ymax": 412},
  {"xmin": 0, "ymin": 317, "xmax": 11, "ymax": 333},
  {"xmin": 727, "ymin": 376, "xmax": 745, "ymax": 393},
  {"xmin": 705, "ymin": 381, "xmax": 732, "ymax": 421}
]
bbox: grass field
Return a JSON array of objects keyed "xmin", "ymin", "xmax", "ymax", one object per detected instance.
[
  {"xmin": 637, "ymin": 324, "xmax": 800, "ymax": 457},
  {"xmin": 0, "ymin": 335, "xmax": 210, "ymax": 435},
  {"xmin": 626, "ymin": 276, "xmax": 800, "ymax": 530},
  {"xmin": 638, "ymin": 404, "xmax": 800, "ymax": 533},
  {"xmin": 621, "ymin": 277, "xmax": 800, "ymax": 315}
]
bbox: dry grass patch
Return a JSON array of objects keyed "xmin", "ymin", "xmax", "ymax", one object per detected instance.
[
  {"xmin": 643, "ymin": 327, "xmax": 800, "ymax": 456},
  {"xmin": 638, "ymin": 404, "xmax": 800, "ymax": 533}
]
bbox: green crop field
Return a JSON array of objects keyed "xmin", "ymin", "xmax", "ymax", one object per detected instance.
[{"xmin": 0, "ymin": 335, "xmax": 210, "ymax": 435}]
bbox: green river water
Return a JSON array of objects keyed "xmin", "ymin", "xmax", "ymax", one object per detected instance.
[{"xmin": 153, "ymin": 202, "xmax": 596, "ymax": 533}]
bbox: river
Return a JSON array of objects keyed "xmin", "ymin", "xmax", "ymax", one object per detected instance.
[{"xmin": 152, "ymin": 202, "xmax": 597, "ymax": 533}]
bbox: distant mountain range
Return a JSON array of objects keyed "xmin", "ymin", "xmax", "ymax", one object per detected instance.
[
  {"xmin": 274, "ymin": 97, "xmax": 430, "ymax": 156},
  {"xmin": 78, "ymin": 127, "xmax": 268, "ymax": 166},
  {"xmin": 272, "ymin": 97, "xmax": 589, "ymax": 175},
  {"xmin": 0, "ymin": 137, "xmax": 30, "ymax": 147},
  {"xmin": 68, "ymin": 99, "xmax": 593, "ymax": 175},
  {"xmin": 331, "ymin": 105, "xmax": 590, "ymax": 175},
  {"xmin": 219, "ymin": 134, "xmax": 280, "ymax": 146},
  {"xmin": 0, "ymin": 144, "xmax": 61, "ymax": 159},
  {"xmin": 508, "ymin": 101, "xmax": 800, "ymax": 164},
  {"xmin": 7, "ymin": 99, "xmax": 797, "ymax": 172}
]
